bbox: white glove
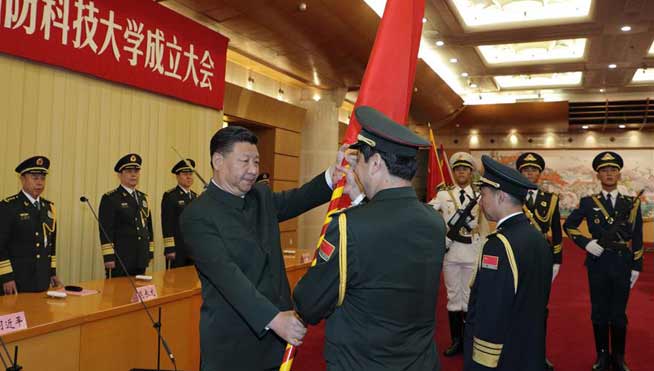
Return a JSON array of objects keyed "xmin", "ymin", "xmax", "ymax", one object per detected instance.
[
  {"xmin": 585, "ymin": 240, "xmax": 604, "ymax": 257},
  {"xmin": 630, "ymin": 270, "xmax": 640, "ymax": 289},
  {"xmin": 552, "ymin": 264, "xmax": 560, "ymax": 282}
]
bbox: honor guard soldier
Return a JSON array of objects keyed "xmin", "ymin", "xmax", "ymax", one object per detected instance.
[
  {"xmin": 161, "ymin": 159, "xmax": 198, "ymax": 268},
  {"xmin": 0, "ymin": 156, "xmax": 60, "ymax": 294},
  {"xmin": 464, "ymin": 155, "xmax": 552, "ymax": 371},
  {"xmin": 563, "ymin": 152, "xmax": 642, "ymax": 371},
  {"xmin": 293, "ymin": 106, "xmax": 447, "ymax": 371},
  {"xmin": 429, "ymin": 152, "xmax": 488, "ymax": 357},
  {"xmin": 516, "ymin": 152, "xmax": 562, "ymax": 370},
  {"xmin": 99, "ymin": 154, "xmax": 154, "ymax": 277}
]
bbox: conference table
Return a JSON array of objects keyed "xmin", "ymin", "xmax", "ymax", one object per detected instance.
[{"xmin": 0, "ymin": 255, "xmax": 311, "ymax": 371}]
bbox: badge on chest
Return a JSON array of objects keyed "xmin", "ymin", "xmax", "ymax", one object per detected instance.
[{"xmin": 482, "ymin": 255, "xmax": 499, "ymax": 270}]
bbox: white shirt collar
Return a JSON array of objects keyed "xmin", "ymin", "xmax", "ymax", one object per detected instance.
[
  {"xmin": 21, "ymin": 190, "xmax": 39, "ymax": 205},
  {"xmin": 601, "ymin": 189, "xmax": 618, "ymax": 199},
  {"xmin": 121, "ymin": 185, "xmax": 135, "ymax": 195},
  {"xmin": 178, "ymin": 185, "xmax": 191, "ymax": 194},
  {"xmin": 526, "ymin": 189, "xmax": 537, "ymax": 200},
  {"xmin": 497, "ymin": 211, "xmax": 523, "ymax": 228},
  {"xmin": 455, "ymin": 184, "xmax": 473, "ymax": 195}
]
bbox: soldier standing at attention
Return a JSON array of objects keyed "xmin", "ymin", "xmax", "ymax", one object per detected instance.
[
  {"xmin": 464, "ymin": 155, "xmax": 552, "ymax": 371},
  {"xmin": 162, "ymin": 159, "xmax": 198, "ymax": 269},
  {"xmin": 563, "ymin": 151, "xmax": 642, "ymax": 371},
  {"xmin": 0, "ymin": 156, "xmax": 60, "ymax": 294},
  {"xmin": 429, "ymin": 152, "xmax": 487, "ymax": 357},
  {"xmin": 293, "ymin": 106, "xmax": 447, "ymax": 371},
  {"xmin": 99, "ymin": 153, "xmax": 154, "ymax": 277},
  {"xmin": 515, "ymin": 152, "xmax": 562, "ymax": 371}
]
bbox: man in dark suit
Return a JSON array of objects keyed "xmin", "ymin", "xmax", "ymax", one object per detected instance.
[
  {"xmin": 464, "ymin": 155, "xmax": 552, "ymax": 371},
  {"xmin": 180, "ymin": 126, "xmax": 340, "ymax": 370},
  {"xmin": 162, "ymin": 159, "xmax": 198, "ymax": 268},
  {"xmin": 293, "ymin": 106, "xmax": 446, "ymax": 371},
  {"xmin": 0, "ymin": 156, "xmax": 60, "ymax": 294},
  {"xmin": 516, "ymin": 151, "xmax": 562, "ymax": 370},
  {"xmin": 99, "ymin": 153, "xmax": 154, "ymax": 278},
  {"xmin": 563, "ymin": 151, "xmax": 642, "ymax": 371}
]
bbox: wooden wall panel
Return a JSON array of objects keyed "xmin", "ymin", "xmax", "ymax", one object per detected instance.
[
  {"xmin": 273, "ymin": 155, "xmax": 300, "ymax": 181},
  {"xmin": 0, "ymin": 54, "xmax": 221, "ymax": 284},
  {"xmin": 280, "ymin": 231, "xmax": 298, "ymax": 251},
  {"xmin": 274, "ymin": 129, "xmax": 301, "ymax": 157}
]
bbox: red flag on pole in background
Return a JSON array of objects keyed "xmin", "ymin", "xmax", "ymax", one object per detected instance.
[
  {"xmin": 280, "ymin": 0, "xmax": 425, "ymax": 369},
  {"xmin": 438, "ymin": 144, "xmax": 454, "ymax": 187}
]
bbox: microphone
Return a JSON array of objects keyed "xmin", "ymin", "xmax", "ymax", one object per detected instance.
[{"xmin": 80, "ymin": 196, "xmax": 177, "ymax": 371}]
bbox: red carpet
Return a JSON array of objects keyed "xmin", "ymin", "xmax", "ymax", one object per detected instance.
[{"xmin": 292, "ymin": 239, "xmax": 654, "ymax": 370}]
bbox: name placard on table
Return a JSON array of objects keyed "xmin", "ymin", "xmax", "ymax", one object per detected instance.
[
  {"xmin": 0, "ymin": 311, "xmax": 28, "ymax": 336},
  {"xmin": 131, "ymin": 285, "xmax": 158, "ymax": 303}
]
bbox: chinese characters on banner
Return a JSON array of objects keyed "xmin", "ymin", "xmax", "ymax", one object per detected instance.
[
  {"xmin": 0, "ymin": 311, "xmax": 28, "ymax": 336},
  {"xmin": 0, "ymin": 0, "xmax": 229, "ymax": 110}
]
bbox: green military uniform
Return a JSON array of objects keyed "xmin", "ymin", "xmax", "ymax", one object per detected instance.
[
  {"xmin": 0, "ymin": 156, "xmax": 57, "ymax": 293},
  {"xmin": 161, "ymin": 159, "xmax": 198, "ymax": 268},
  {"xmin": 99, "ymin": 154, "xmax": 154, "ymax": 277},
  {"xmin": 464, "ymin": 155, "xmax": 552, "ymax": 371},
  {"xmin": 516, "ymin": 152, "xmax": 561, "ymax": 370},
  {"xmin": 293, "ymin": 106, "xmax": 446, "ymax": 371},
  {"xmin": 180, "ymin": 169, "xmax": 332, "ymax": 370},
  {"xmin": 563, "ymin": 152, "xmax": 642, "ymax": 371}
]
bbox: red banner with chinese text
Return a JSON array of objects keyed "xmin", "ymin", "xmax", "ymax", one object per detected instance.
[{"xmin": 0, "ymin": 0, "xmax": 228, "ymax": 111}]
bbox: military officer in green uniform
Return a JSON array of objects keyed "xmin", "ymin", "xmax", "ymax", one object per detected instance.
[
  {"xmin": 180, "ymin": 126, "xmax": 343, "ymax": 370},
  {"xmin": 515, "ymin": 152, "xmax": 562, "ymax": 370},
  {"xmin": 563, "ymin": 152, "xmax": 642, "ymax": 371},
  {"xmin": 99, "ymin": 153, "xmax": 154, "ymax": 278},
  {"xmin": 0, "ymin": 156, "xmax": 60, "ymax": 294},
  {"xmin": 161, "ymin": 159, "xmax": 198, "ymax": 269},
  {"xmin": 464, "ymin": 155, "xmax": 552, "ymax": 371},
  {"xmin": 293, "ymin": 106, "xmax": 447, "ymax": 371}
]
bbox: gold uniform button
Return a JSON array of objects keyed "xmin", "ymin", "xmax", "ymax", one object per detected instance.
[
  {"xmin": 36, "ymin": 243, "xmax": 41, "ymax": 247},
  {"xmin": 138, "ymin": 237, "xmax": 142, "ymax": 240},
  {"xmin": 35, "ymin": 232, "xmax": 39, "ymax": 236},
  {"xmin": 36, "ymin": 254, "xmax": 40, "ymax": 259}
]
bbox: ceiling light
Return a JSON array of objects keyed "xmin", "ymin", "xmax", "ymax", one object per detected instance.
[
  {"xmin": 478, "ymin": 38, "xmax": 587, "ymax": 65},
  {"xmin": 619, "ymin": 124, "xmax": 626, "ymax": 128},
  {"xmin": 461, "ymin": 72, "xmax": 469, "ymax": 77},
  {"xmin": 631, "ymin": 68, "xmax": 654, "ymax": 83},
  {"xmin": 435, "ymin": 40, "xmax": 445, "ymax": 47},
  {"xmin": 599, "ymin": 88, "xmax": 605, "ymax": 92},
  {"xmin": 298, "ymin": 2, "xmax": 307, "ymax": 11},
  {"xmin": 449, "ymin": 58, "xmax": 458, "ymax": 63},
  {"xmin": 422, "ymin": 17, "xmax": 427, "ymax": 24},
  {"xmin": 450, "ymin": 0, "xmax": 592, "ymax": 30},
  {"xmin": 620, "ymin": 25, "xmax": 631, "ymax": 32},
  {"xmin": 469, "ymin": 83, "xmax": 478, "ymax": 88},
  {"xmin": 494, "ymin": 71, "xmax": 582, "ymax": 89},
  {"xmin": 608, "ymin": 64, "xmax": 617, "ymax": 69},
  {"xmin": 312, "ymin": 94, "xmax": 321, "ymax": 102},
  {"xmin": 509, "ymin": 134, "xmax": 518, "ymax": 145},
  {"xmin": 582, "ymin": 125, "xmax": 589, "ymax": 129},
  {"xmin": 650, "ymin": 41, "xmax": 654, "ymax": 56}
]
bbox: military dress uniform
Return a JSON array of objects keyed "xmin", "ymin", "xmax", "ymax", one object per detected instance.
[
  {"xmin": 429, "ymin": 152, "xmax": 487, "ymax": 357},
  {"xmin": 516, "ymin": 152, "xmax": 562, "ymax": 370},
  {"xmin": 0, "ymin": 157, "xmax": 57, "ymax": 293},
  {"xmin": 464, "ymin": 155, "xmax": 552, "ymax": 371},
  {"xmin": 563, "ymin": 152, "xmax": 642, "ymax": 371},
  {"xmin": 293, "ymin": 106, "xmax": 446, "ymax": 371},
  {"xmin": 99, "ymin": 154, "xmax": 154, "ymax": 277},
  {"xmin": 161, "ymin": 159, "xmax": 197, "ymax": 268}
]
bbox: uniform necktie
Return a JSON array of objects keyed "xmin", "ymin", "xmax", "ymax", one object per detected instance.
[
  {"xmin": 132, "ymin": 191, "xmax": 139, "ymax": 206},
  {"xmin": 459, "ymin": 190, "xmax": 466, "ymax": 205},
  {"xmin": 34, "ymin": 201, "xmax": 40, "ymax": 211},
  {"xmin": 527, "ymin": 191, "xmax": 535, "ymax": 208},
  {"xmin": 606, "ymin": 193, "xmax": 614, "ymax": 214}
]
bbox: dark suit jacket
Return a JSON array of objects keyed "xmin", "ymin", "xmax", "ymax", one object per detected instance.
[
  {"xmin": 161, "ymin": 185, "xmax": 197, "ymax": 267},
  {"xmin": 180, "ymin": 173, "xmax": 331, "ymax": 370}
]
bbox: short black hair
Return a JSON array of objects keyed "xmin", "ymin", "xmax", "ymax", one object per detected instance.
[
  {"xmin": 358, "ymin": 143, "xmax": 417, "ymax": 181},
  {"xmin": 210, "ymin": 126, "xmax": 258, "ymax": 157}
]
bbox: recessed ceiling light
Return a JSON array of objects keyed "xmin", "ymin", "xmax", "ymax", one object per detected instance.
[
  {"xmin": 470, "ymin": 83, "xmax": 478, "ymax": 88},
  {"xmin": 621, "ymin": 25, "xmax": 632, "ymax": 32},
  {"xmin": 619, "ymin": 124, "xmax": 626, "ymax": 128},
  {"xmin": 494, "ymin": 71, "xmax": 583, "ymax": 89},
  {"xmin": 449, "ymin": 58, "xmax": 458, "ymax": 63},
  {"xmin": 631, "ymin": 68, "xmax": 654, "ymax": 83},
  {"xmin": 312, "ymin": 94, "xmax": 321, "ymax": 102},
  {"xmin": 599, "ymin": 88, "xmax": 605, "ymax": 92},
  {"xmin": 461, "ymin": 72, "xmax": 469, "ymax": 77},
  {"xmin": 582, "ymin": 125, "xmax": 589, "ymax": 129},
  {"xmin": 435, "ymin": 40, "xmax": 445, "ymax": 47},
  {"xmin": 608, "ymin": 64, "xmax": 617, "ymax": 69},
  {"xmin": 422, "ymin": 17, "xmax": 427, "ymax": 24},
  {"xmin": 478, "ymin": 38, "xmax": 587, "ymax": 65}
]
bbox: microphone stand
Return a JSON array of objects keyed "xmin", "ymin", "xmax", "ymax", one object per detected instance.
[
  {"xmin": 80, "ymin": 196, "xmax": 178, "ymax": 371},
  {"xmin": 0, "ymin": 335, "xmax": 21, "ymax": 371}
]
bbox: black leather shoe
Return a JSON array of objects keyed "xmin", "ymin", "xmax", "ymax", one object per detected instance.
[
  {"xmin": 612, "ymin": 354, "xmax": 631, "ymax": 371},
  {"xmin": 443, "ymin": 337, "xmax": 462, "ymax": 357},
  {"xmin": 545, "ymin": 357, "xmax": 554, "ymax": 370},
  {"xmin": 592, "ymin": 350, "xmax": 610, "ymax": 371}
]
